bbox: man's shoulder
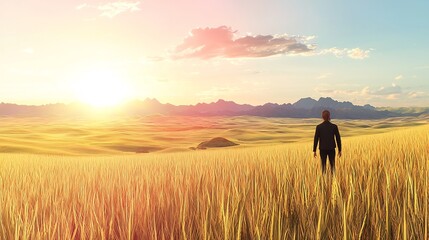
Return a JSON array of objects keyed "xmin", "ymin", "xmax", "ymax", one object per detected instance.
[
  {"xmin": 317, "ymin": 121, "xmax": 330, "ymax": 127},
  {"xmin": 331, "ymin": 123, "xmax": 339, "ymax": 129},
  {"xmin": 318, "ymin": 121, "xmax": 338, "ymax": 128}
]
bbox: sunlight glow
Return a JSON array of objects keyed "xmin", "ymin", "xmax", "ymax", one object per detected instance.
[{"xmin": 72, "ymin": 69, "xmax": 132, "ymax": 108}]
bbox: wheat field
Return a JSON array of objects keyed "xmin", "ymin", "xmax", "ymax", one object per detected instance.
[{"xmin": 0, "ymin": 124, "xmax": 428, "ymax": 239}]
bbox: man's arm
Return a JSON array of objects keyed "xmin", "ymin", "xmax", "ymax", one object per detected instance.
[
  {"xmin": 313, "ymin": 126, "xmax": 319, "ymax": 153},
  {"xmin": 335, "ymin": 125, "xmax": 342, "ymax": 154}
]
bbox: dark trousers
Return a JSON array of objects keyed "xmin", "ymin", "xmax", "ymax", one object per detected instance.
[{"xmin": 320, "ymin": 149, "xmax": 336, "ymax": 174}]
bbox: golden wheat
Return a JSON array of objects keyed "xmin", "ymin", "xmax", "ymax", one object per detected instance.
[{"xmin": 0, "ymin": 124, "xmax": 428, "ymax": 239}]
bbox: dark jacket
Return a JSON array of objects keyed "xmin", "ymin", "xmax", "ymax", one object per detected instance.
[{"xmin": 313, "ymin": 121, "xmax": 342, "ymax": 152}]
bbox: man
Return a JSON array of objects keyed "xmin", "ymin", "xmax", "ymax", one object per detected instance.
[{"xmin": 313, "ymin": 110, "xmax": 342, "ymax": 174}]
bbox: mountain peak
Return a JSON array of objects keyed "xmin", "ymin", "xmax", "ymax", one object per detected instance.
[
  {"xmin": 318, "ymin": 97, "xmax": 335, "ymax": 102},
  {"xmin": 293, "ymin": 97, "xmax": 318, "ymax": 109},
  {"xmin": 301, "ymin": 97, "xmax": 316, "ymax": 101}
]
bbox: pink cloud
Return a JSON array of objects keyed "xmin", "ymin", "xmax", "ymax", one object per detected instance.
[{"xmin": 173, "ymin": 26, "xmax": 315, "ymax": 59}]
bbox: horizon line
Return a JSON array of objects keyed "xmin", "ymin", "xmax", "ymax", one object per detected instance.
[{"xmin": 0, "ymin": 97, "xmax": 425, "ymax": 109}]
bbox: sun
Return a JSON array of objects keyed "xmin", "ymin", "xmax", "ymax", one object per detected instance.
[{"xmin": 72, "ymin": 69, "xmax": 132, "ymax": 108}]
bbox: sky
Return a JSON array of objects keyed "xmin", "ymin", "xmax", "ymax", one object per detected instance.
[{"xmin": 1, "ymin": 0, "xmax": 428, "ymax": 107}]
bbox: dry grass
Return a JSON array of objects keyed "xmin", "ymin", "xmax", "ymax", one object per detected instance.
[
  {"xmin": 0, "ymin": 115, "xmax": 427, "ymax": 155},
  {"xmin": 0, "ymin": 124, "xmax": 428, "ymax": 239}
]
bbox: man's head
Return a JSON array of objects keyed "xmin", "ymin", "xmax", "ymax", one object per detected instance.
[{"xmin": 322, "ymin": 110, "xmax": 331, "ymax": 121}]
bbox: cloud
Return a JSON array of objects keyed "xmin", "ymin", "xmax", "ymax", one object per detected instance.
[
  {"xmin": 172, "ymin": 26, "xmax": 315, "ymax": 59},
  {"xmin": 172, "ymin": 26, "xmax": 372, "ymax": 60},
  {"xmin": 394, "ymin": 74, "xmax": 403, "ymax": 80},
  {"xmin": 314, "ymin": 83, "xmax": 429, "ymax": 104},
  {"xmin": 98, "ymin": 1, "xmax": 140, "ymax": 18},
  {"xmin": 316, "ymin": 84, "xmax": 402, "ymax": 97},
  {"xmin": 373, "ymin": 83, "xmax": 402, "ymax": 95},
  {"xmin": 315, "ymin": 83, "xmax": 429, "ymax": 106},
  {"xmin": 319, "ymin": 47, "xmax": 371, "ymax": 59},
  {"xmin": 408, "ymin": 91, "xmax": 429, "ymax": 99},
  {"xmin": 386, "ymin": 94, "xmax": 399, "ymax": 100},
  {"xmin": 76, "ymin": 1, "xmax": 140, "ymax": 18},
  {"xmin": 347, "ymin": 48, "xmax": 371, "ymax": 59},
  {"xmin": 314, "ymin": 86, "xmax": 370, "ymax": 97}
]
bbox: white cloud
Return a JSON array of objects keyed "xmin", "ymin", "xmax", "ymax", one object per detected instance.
[
  {"xmin": 408, "ymin": 91, "xmax": 429, "ymax": 99},
  {"xmin": 320, "ymin": 48, "xmax": 345, "ymax": 58},
  {"xmin": 98, "ymin": 1, "xmax": 140, "ymax": 18},
  {"xmin": 76, "ymin": 1, "xmax": 140, "ymax": 18},
  {"xmin": 347, "ymin": 48, "xmax": 371, "ymax": 59},
  {"xmin": 394, "ymin": 74, "xmax": 403, "ymax": 80},
  {"xmin": 314, "ymin": 86, "xmax": 370, "ymax": 97},
  {"xmin": 315, "ymin": 83, "xmax": 429, "ymax": 105},
  {"xmin": 386, "ymin": 94, "xmax": 399, "ymax": 100},
  {"xmin": 373, "ymin": 83, "xmax": 402, "ymax": 95},
  {"xmin": 319, "ymin": 47, "xmax": 371, "ymax": 59}
]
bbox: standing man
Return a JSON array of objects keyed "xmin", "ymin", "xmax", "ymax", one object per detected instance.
[{"xmin": 313, "ymin": 110, "xmax": 342, "ymax": 174}]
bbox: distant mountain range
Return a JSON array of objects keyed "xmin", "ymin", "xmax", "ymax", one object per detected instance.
[{"xmin": 1, "ymin": 97, "xmax": 428, "ymax": 119}]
